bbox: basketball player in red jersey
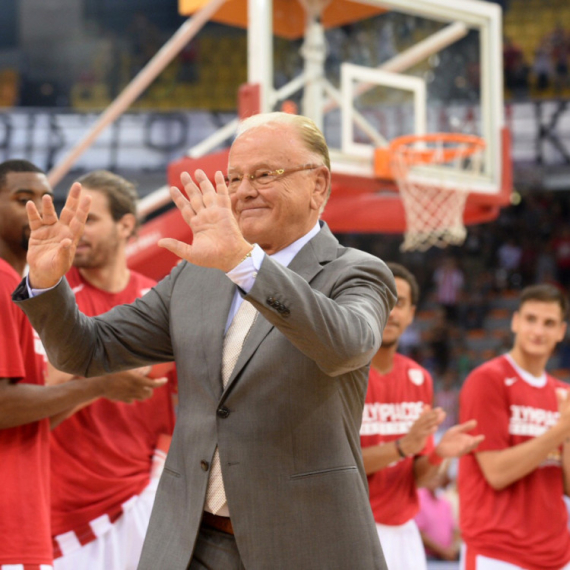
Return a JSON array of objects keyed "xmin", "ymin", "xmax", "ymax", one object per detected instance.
[
  {"xmin": 360, "ymin": 262, "xmax": 482, "ymax": 570},
  {"xmin": 459, "ymin": 284, "xmax": 570, "ymax": 570},
  {"xmin": 0, "ymin": 160, "xmax": 159, "ymax": 570},
  {"xmin": 47, "ymin": 171, "xmax": 176, "ymax": 570}
]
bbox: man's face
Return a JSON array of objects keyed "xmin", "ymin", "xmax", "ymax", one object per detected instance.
[
  {"xmin": 511, "ymin": 300, "xmax": 567, "ymax": 359},
  {"xmin": 227, "ymin": 124, "xmax": 328, "ymax": 254},
  {"xmin": 382, "ymin": 277, "xmax": 416, "ymax": 347},
  {"xmin": 74, "ymin": 188, "xmax": 124, "ymax": 269},
  {"xmin": 0, "ymin": 171, "xmax": 52, "ymax": 252}
]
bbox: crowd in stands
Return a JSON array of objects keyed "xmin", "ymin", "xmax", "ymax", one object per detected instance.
[
  {"xmin": 504, "ymin": 25, "xmax": 570, "ymax": 98},
  {"xmin": 0, "ymin": 3, "xmax": 568, "ymax": 111}
]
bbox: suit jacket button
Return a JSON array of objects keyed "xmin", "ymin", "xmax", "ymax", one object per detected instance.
[
  {"xmin": 201, "ymin": 460, "xmax": 209, "ymax": 471},
  {"xmin": 217, "ymin": 406, "xmax": 230, "ymax": 418}
]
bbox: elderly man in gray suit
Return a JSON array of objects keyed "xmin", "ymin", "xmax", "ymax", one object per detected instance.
[{"xmin": 14, "ymin": 112, "xmax": 396, "ymax": 570}]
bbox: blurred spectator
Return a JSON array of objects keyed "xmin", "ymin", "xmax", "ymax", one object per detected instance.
[
  {"xmin": 497, "ymin": 237, "xmax": 522, "ymax": 287},
  {"xmin": 509, "ymin": 52, "xmax": 531, "ymax": 98},
  {"xmin": 178, "ymin": 40, "xmax": 199, "ymax": 83},
  {"xmin": 434, "ymin": 370, "xmax": 460, "ymax": 431},
  {"xmin": 549, "ymin": 24, "xmax": 569, "ymax": 92},
  {"xmin": 519, "ymin": 237, "xmax": 539, "ymax": 287},
  {"xmin": 553, "ymin": 227, "xmax": 570, "ymax": 288},
  {"xmin": 433, "ymin": 256, "xmax": 465, "ymax": 323},
  {"xmin": 127, "ymin": 12, "xmax": 162, "ymax": 76},
  {"xmin": 415, "ymin": 468, "xmax": 460, "ymax": 562},
  {"xmin": 462, "ymin": 271, "xmax": 493, "ymax": 329},
  {"xmin": 451, "ymin": 342, "xmax": 476, "ymax": 382},
  {"xmin": 428, "ymin": 310, "xmax": 452, "ymax": 375},
  {"xmin": 420, "ymin": 346, "xmax": 438, "ymax": 378},
  {"xmin": 462, "ymin": 226, "xmax": 488, "ymax": 278},
  {"xmin": 536, "ymin": 241, "xmax": 558, "ymax": 284},
  {"xmin": 503, "ymin": 37, "xmax": 524, "ymax": 90},
  {"xmin": 533, "ymin": 44, "xmax": 552, "ymax": 92}
]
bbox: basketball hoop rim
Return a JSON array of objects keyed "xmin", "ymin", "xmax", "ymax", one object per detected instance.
[{"xmin": 389, "ymin": 133, "xmax": 486, "ymax": 166}]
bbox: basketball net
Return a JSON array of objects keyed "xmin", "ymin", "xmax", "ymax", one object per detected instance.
[{"xmin": 389, "ymin": 134, "xmax": 485, "ymax": 252}]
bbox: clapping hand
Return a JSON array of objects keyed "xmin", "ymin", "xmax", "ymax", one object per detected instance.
[
  {"xmin": 158, "ymin": 170, "xmax": 253, "ymax": 272},
  {"xmin": 435, "ymin": 420, "xmax": 485, "ymax": 458},
  {"xmin": 26, "ymin": 183, "xmax": 92, "ymax": 289},
  {"xmin": 400, "ymin": 406, "xmax": 446, "ymax": 456},
  {"xmin": 101, "ymin": 368, "xmax": 168, "ymax": 404}
]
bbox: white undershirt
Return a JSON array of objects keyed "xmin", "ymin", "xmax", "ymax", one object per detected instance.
[{"xmin": 224, "ymin": 221, "xmax": 321, "ymax": 331}]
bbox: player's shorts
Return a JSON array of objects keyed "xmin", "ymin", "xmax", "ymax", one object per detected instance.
[
  {"xmin": 375, "ymin": 519, "xmax": 427, "ymax": 570},
  {"xmin": 461, "ymin": 544, "xmax": 570, "ymax": 570},
  {"xmin": 53, "ymin": 443, "xmax": 167, "ymax": 570}
]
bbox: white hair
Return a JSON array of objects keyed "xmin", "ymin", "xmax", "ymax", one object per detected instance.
[{"xmin": 234, "ymin": 112, "xmax": 332, "ymax": 211}]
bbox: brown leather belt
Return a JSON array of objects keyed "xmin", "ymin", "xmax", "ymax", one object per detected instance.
[{"xmin": 202, "ymin": 511, "xmax": 234, "ymax": 535}]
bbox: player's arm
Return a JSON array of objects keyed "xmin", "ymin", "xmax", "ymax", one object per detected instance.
[
  {"xmin": 47, "ymin": 362, "xmax": 96, "ymax": 428},
  {"xmin": 0, "ymin": 375, "xmax": 110, "ymax": 430},
  {"xmin": 46, "ymin": 363, "xmax": 167, "ymax": 428},
  {"xmin": 1, "ymin": 370, "xmax": 167, "ymax": 430},
  {"xmin": 414, "ymin": 420, "xmax": 484, "ymax": 487},
  {"xmin": 476, "ymin": 396, "xmax": 570, "ymax": 490},
  {"xmin": 362, "ymin": 407, "xmax": 443, "ymax": 475}
]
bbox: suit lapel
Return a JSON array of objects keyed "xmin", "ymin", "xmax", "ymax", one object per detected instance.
[
  {"xmin": 288, "ymin": 222, "xmax": 338, "ymax": 280},
  {"xmin": 220, "ymin": 223, "xmax": 339, "ymax": 399}
]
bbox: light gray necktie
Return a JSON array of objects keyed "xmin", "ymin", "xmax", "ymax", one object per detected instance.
[{"xmin": 205, "ymin": 300, "xmax": 258, "ymax": 514}]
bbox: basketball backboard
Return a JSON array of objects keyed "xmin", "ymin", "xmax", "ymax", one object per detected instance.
[{"xmin": 175, "ymin": 0, "xmax": 511, "ymax": 237}]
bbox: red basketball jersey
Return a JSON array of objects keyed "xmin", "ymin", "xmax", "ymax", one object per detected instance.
[
  {"xmin": 360, "ymin": 353, "xmax": 435, "ymax": 525},
  {"xmin": 50, "ymin": 267, "xmax": 176, "ymax": 537},
  {"xmin": 459, "ymin": 355, "xmax": 570, "ymax": 570},
  {"xmin": 0, "ymin": 259, "xmax": 51, "ymax": 565}
]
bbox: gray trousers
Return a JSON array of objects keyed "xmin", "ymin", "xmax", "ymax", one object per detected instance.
[{"xmin": 188, "ymin": 526, "xmax": 246, "ymax": 570}]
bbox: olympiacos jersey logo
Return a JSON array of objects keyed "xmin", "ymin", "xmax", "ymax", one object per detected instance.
[
  {"xmin": 509, "ymin": 404, "xmax": 558, "ymax": 437},
  {"xmin": 361, "ymin": 401, "xmax": 425, "ymax": 436},
  {"xmin": 408, "ymin": 368, "xmax": 424, "ymax": 385}
]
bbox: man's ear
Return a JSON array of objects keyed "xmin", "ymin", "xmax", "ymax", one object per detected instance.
[
  {"xmin": 118, "ymin": 213, "xmax": 137, "ymax": 239},
  {"xmin": 310, "ymin": 166, "xmax": 331, "ymax": 212}
]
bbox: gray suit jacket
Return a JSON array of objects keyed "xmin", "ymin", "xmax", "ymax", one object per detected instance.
[{"xmin": 14, "ymin": 224, "xmax": 396, "ymax": 570}]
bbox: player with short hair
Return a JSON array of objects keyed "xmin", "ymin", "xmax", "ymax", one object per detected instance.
[
  {"xmin": 48, "ymin": 171, "xmax": 176, "ymax": 570},
  {"xmin": 0, "ymin": 160, "xmax": 158, "ymax": 570},
  {"xmin": 459, "ymin": 283, "xmax": 570, "ymax": 570},
  {"xmin": 361, "ymin": 262, "xmax": 482, "ymax": 570}
]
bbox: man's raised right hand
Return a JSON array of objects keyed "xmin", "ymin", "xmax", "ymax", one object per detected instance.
[{"xmin": 26, "ymin": 183, "xmax": 92, "ymax": 289}]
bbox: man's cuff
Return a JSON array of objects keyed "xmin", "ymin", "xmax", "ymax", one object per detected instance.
[
  {"xmin": 226, "ymin": 244, "xmax": 264, "ymax": 293},
  {"xmin": 27, "ymin": 275, "xmax": 62, "ymax": 298}
]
